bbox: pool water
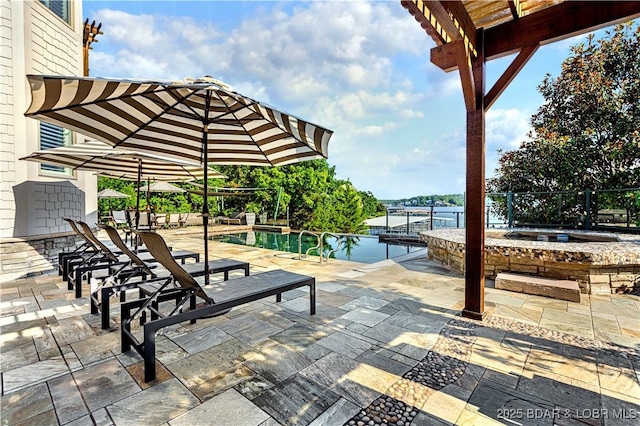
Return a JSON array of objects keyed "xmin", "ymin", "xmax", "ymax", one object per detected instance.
[{"xmin": 210, "ymin": 231, "xmax": 424, "ymax": 263}]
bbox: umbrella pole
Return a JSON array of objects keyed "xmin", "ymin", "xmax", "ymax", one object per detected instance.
[
  {"xmin": 134, "ymin": 159, "xmax": 142, "ymax": 251},
  {"xmin": 146, "ymin": 177, "xmax": 151, "ymax": 210},
  {"xmin": 202, "ymin": 94, "xmax": 211, "ymax": 284},
  {"xmin": 202, "ymin": 130, "xmax": 210, "ymax": 284}
]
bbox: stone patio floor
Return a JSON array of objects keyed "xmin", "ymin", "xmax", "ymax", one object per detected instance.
[{"xmin": 1, "ymin": 227, "xmax": 639, "ymax": 425}]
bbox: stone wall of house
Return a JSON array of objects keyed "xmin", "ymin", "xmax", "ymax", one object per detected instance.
[
  {"xmin": 0, "ymin": 232, "xmax": 82, "ymax": 282},
  {"xmin": 422, "ymin": 229, "xmax": 640, "ymax": 295}
]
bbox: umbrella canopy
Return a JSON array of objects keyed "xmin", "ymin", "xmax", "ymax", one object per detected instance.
[
  {"xmin": 25, "ymin": 74, "xmax": 334, "ymax": 283},
  {"xmin": 97, "ymin": 188, "xmax": 130, "ymax": 199},
  {"xmin": 20, "ymin": 140, "xmax": 225, "ymax": 181},
  {"xmin": 25, "ymin": 75, "xmax": 332, "ymax": 166},
  {"xmin": 138, "ymin": 181, "xmax": 185, "ymax": 193},
  {"xmin": 21, "ymin": 140, "xmax": 225, "ymax": 230},
  {"xmin": 97, "ymin": 188, "xmax": 130, "ymax": 211},
  {"xmin": 138, "ymin": 181, "xmax": 186, "ymax": 209}
]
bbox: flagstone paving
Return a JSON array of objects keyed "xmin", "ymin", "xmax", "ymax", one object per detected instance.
[{"xmin": 1, "ymin": 227, "xmax": 639, "ymax": 425}]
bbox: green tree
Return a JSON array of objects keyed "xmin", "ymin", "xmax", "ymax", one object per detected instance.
[
  {"xmin": 487, "ymin": 23, "xmax": 640, "ymax": 224},
  {"xmin": 359, "ymin": 190, "xmax": 386, "ymax": 218},
  {"xmin": 99, "ymin": 160, "xmax": 386, "ymax": 233},
  {"xmin": 217, "ymin": 160, "xmax": 372, "ymax": 232}
]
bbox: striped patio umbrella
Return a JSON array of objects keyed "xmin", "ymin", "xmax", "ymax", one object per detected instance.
[
  {"xmin": 20, "ymin": 140, "xmax": 225, "ymax": 229},
  {"xmin": 20, "ymin": 140, "xmax": 223, "ymax": 181},
  {"xmin": 25, "ymin": 75, "xmax": 334, "ymax": 283}
]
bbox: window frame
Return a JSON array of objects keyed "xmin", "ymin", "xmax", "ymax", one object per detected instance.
[
  {"xmin": 38, "ymin": 122, "xmax": 76, "ymax": 178},
  {"xmin": 38, "ymin": 0, "xmax": 72, "ymax": 25}
]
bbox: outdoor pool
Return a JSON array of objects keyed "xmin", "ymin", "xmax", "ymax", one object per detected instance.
[{"xmin": 210, "ymin": 231, "xmax": 424, "ymax": 263}]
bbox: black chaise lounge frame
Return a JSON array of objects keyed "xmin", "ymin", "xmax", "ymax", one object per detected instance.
[
  {"xmin": 92, "ymin": 225, "xmax": 249, "ymax": 329},
  {"xmin": 60, "ymin": 218, "xmax": 150, "ymax": 290},
  {"xmin": 121, "ymin": 231, "xmax": 316, "ymax": 382},
  {"xmin": 68, "ymin": 221, "xmax": 200, "ymax": 298}
]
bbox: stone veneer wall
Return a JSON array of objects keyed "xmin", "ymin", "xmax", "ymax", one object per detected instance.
[
  {"xmin": 0, "ymin": 181, "xmax": 85, "ymax": 281},
  {"xmin": 0, "ymin": 232, "xmax": 81, "ymax": 282},
  {"xmin": 421, "ymin": 229, "xmax": 640, "ymax": 295}
]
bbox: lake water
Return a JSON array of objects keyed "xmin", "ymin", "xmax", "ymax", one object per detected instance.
[
  {"xmin": 386, "ymin": 206, "xmax": 507, "ymax": 230},
  {"xmin": 210, "ymin": 231, "xmax": 424, "ymax": 263}
]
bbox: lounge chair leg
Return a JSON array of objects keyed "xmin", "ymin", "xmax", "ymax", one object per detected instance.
[
  {"xmin": 75, "ymin": 270, "xmax": 83, "ymax": 298},
  {"xmin": 102, "ymin": 287, "xmax": 111, "ymax": 329},
  {"xmin": 143, "ymin": 324, "xmax": 157, "ymax": 382},
  {"xmin": 150, "ymin": 299, "xmax": 159, "ymax": 321},
  {"xmin": 121, "ymin": 304, "xmax": 132, "ymax": 352},
  {"xmin": 90, "ymin": 294, "xmax": 99, "ymax": 315},
  {"xmin": 190, "ymin": 294, "xmax": 196, "ymax": 325},
  {"xmin": 310, "ymin": 279, "xmax": 316, "ymax": 315},
  {"xmin": 276, "ymin": 293, "xmax": 282, "ymax": 303}
]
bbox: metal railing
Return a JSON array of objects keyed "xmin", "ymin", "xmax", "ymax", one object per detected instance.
[
  {"xmin": 322, "ymin": 232, "xmax": 345, "ymax": 261},
  {"xmin": 297, "ymin": 230, "xmax": 345, "ymax": 263},
  {"xmin": 487, "ymin": 187, "xmax": 639, "ymax": 233},
  {"xmin": 298, "ymin": 230, "xmax": 320, "ymax": 260}
]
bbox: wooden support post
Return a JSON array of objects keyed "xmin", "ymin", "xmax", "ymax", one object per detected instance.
[
  {"xmin": 82, "ymin": 19, "xmax": 102, "ymax": 76},
  {"xmin": 463, "ymin": 29, "xmax": 486, "ymax": 321}
]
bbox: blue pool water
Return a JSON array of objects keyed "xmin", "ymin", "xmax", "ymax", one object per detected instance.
[{"xmin": 210, "ymin": 231, "xmax": 424, "ymax": 263}]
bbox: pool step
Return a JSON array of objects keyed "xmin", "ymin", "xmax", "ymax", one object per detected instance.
[{"xmin": 495, "ymin": 272, "xmax": 581, "ymax": 303}]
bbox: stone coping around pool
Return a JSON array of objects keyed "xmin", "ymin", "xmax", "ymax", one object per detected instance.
[{"xmin": 420, "ymin": 228, "xmax": 640, "ymax": 295}]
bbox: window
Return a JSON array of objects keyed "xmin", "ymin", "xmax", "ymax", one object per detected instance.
[
  {"xmin": 40, "ymin": 122, "xmax": 73, "ymax": 174},
  {"xmin": 39, "ymin": 0, "xmax": 71, "ymax": 24}
]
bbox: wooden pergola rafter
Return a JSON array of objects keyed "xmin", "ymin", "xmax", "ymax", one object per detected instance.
[{"xmin": 400, "ymin": 0, "xmax": 640, "ymax": 320}]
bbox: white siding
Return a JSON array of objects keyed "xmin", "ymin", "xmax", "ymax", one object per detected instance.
[{"xmin": 1, "ymin": 0, "xmax": 97, "ymax": 280}]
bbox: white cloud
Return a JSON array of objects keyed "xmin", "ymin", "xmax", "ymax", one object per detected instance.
[
  {"xmin": 485, "ymin": 108, "xmax": 532, "ymax": 177},
  {"xmin": 331, "ymin": 129, "xmax": 467, "ymax": 198},
  {"xmin": 86, "ymin": 1, "xmax": 547, "ymax": 199}
]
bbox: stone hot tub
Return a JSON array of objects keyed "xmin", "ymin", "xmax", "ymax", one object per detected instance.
[{"xmin": 420, "ymin": 228, "xmax": 640, "ymax": 295}]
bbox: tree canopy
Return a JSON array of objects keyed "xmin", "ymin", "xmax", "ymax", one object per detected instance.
[
  {"xmin": 215, "ymin": 160, "xmax": 385, "ymax": 232},
  {"xmin": 98, "ymin": 159, "xmax": 386, "ymax": 233},
  {"xmin": 487, "ymin": 23, "xmax": 640, "ymax": 225}
]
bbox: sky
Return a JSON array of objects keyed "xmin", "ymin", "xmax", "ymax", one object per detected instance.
[{"xmin": 82, "ymin": 0, "xmax": 606, "ymax": 199}]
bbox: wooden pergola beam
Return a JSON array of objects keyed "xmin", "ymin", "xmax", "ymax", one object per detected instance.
[
  {"xmin": 485, "ymin": 1, "xmax": 640, "ymax": 59},
  {"xmin": 507, "ymin": 0, "xmax": 522, "ymax": 20},
  {"xmin": 403, "ymin": 0, "xmax": 478, "ymax": 57},
  {"xmin": 432, "ymin": 1, "xmax": 640, "ymax": 71},
  {"xmin": 401, "ymin": 0, "xmax": 449, "ymax": 46},
  {"xmin": 454, "ymin": 40, "xmax": 475, "ymax": 112},
  {"xmin": 484, "ymin": 44, "xmax": 539, "ymax": 111}
]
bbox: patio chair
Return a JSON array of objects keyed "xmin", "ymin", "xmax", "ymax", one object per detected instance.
[
  {"xmin": 138, "ymin": 211, "xmax": 156, "ymax": 232},
  {"xmin": 67, "ymin": 220, "xmax": 199, "ymax": 298},
  {"xmin": 58, "ymin": 222, "xmax": 100, "ymax": 278},
  {"xmin": 219, "ymin": 211, "xmax": 245, "ymax": 225},
  {"xmin": 125, "ymin": 210, "xmax": 156, "ymax": 231},
  {"xmin": 92, "ymin": 225, "xmax": 249, "ymax": 329},
  {"xmin": 121, "ymin": 231, "xmax": 315, "ymax": 382},
  {"xmin": 178, "ymin": 212, "xmax": 189, "ymax": 228},
  {"xmin": 153, "ymin": 214, "xmax": 166, "ymax": 229},
  {"xmin": 64, "ymin": 220, "xmax": 129, "ymax": 297},
  {"xmin": 60, "ymin": 218, "xmax": 127, "ymax": 284},
  {"xmin": 166, "ymin": 213, "xmax": 180, "ymax": 228},
  {"xmin": 110, "ymin": 210, "xmax": 132, "ymax": 243},
  {"xmin": 110, "ymin": 210, "xmax": 129, "ymax": 228}
]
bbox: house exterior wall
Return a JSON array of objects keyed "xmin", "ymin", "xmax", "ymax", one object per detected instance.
[{"xmin": 1, "ymin": 0, "xmax": 97, "ymax": 280}]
